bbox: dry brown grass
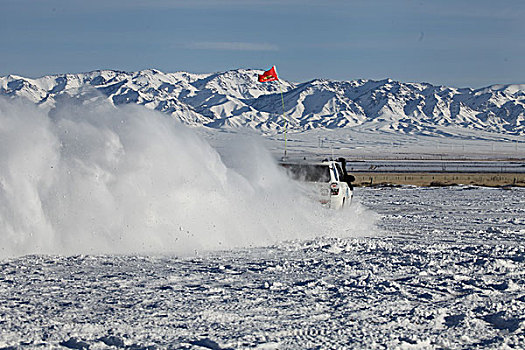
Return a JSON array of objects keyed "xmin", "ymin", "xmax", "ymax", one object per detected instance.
[{"xmin": 353, "ymin": 172, "xmax": 525, "ymax": 187}]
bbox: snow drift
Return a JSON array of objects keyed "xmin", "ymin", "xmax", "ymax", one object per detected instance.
[{"xmin": 0, "ymin": 98, "xmax": 375, "ymax": 257}]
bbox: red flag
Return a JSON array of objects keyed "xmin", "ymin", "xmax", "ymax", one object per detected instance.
[{"xmin": 258, "ymin": 66, "xmax": 278, "ymax": 83}]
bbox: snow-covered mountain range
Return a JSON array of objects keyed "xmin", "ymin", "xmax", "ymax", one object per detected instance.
[{"xmin": 1, "ymin": 69, "xmax": 524, "ymax": 136}]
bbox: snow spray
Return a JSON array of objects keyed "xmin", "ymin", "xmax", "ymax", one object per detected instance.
[{"xmin": 0, "ymin": 97, "xmax": 377, "ymax": 257}]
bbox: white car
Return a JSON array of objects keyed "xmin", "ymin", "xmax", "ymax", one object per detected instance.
[{"xmin": 280, "ymin": 158, "xmax": 355, "ymax": 209}]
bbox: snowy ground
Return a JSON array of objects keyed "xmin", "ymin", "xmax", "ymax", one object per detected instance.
[
  {"xmin": 200, "ymin": 127, "xmax": 525, "ymax": 162},
  {"xmin": 1, "ymin": 186, "xmax": 523, "ymax": 349}
]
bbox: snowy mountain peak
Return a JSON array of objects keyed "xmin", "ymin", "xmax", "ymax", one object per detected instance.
[
  {"xmin": 478, "ymin": 84, "xmax": 525, "ymax": 95},
  {"xmin": 0, "ymin": 69, "xmax": 524, "ymax": 136}
]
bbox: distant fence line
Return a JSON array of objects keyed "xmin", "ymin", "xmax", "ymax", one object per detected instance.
[{"xmin": 353, "ymin": 172, "xmax": 525, "ymax": 187}]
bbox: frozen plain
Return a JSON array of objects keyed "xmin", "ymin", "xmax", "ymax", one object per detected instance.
[
  {"xmin": 0, "ymin": 97, "xmax": 524, "ymax": 349},
  {"xmin": 1, "ymin": 186, "xmax": 524, "ymax": 349}
]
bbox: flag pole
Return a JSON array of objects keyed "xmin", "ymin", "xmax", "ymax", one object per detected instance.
[
  {"xmin": 280, "ymin": 85, "xmax": 287, "ymax": 159},
  {"xmin": 258, "ymin": 66, "xmax": 287, "ymax": 159},
  {"xmin": 274, "ymin": 66, "xmax": 287, "ymax": 159}
]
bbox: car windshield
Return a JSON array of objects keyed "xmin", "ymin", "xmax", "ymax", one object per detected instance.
[{"xmin": 281, "ymin": 164, "xmax": 331, "ymax": 182}]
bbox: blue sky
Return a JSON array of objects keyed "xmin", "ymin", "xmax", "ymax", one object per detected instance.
[{"xmin": 1, "ymin": 0, "xmax": 524, "ymax": 87}]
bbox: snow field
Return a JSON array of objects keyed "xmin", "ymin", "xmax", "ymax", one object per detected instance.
[
  {"xmin": 0, "ymin": 97, "xmax": 523, "ymax": 349},
  {"xmin": 0, "ymin": 187, "xmax": 523, "ymax": 349}
]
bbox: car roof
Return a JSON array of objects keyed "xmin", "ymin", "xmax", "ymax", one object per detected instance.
[
  {"xmin": 278, "ymin": 158, "xmax": 340, "ymax": 166},
  {"xmin": 280, "ymin": 161, "xmax": 331, "ymax": 165}
]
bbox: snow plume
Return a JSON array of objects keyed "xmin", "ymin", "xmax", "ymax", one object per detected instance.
[{"xmin": 0, "ymin": 98, "xmax": 377, "ymax": 257}]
